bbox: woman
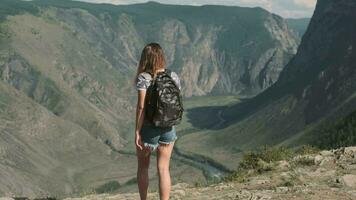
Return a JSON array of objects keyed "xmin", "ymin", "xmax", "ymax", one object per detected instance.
[{"xmin": 135, "ymin": 42, "xmax": 181, "ymax": 200}]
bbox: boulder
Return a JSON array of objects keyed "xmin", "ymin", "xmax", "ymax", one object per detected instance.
[
  {"xmin": 314, "ymin": 155, "xmax": 324, "ymax": 165},
  {"xmin": 341, "ymin": 174, "xmax": 356, "ymax": 188},
  {"xmin": 319, "ymin": 150, "xmax": 333, "ymax": 157},
  {"xmin": 344, "ymin": 147, "xmax": 356, "ymax": 154}
]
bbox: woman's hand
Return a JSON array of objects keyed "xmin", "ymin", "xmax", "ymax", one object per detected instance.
[{"xmin": 135, "ymin": 131, "xmax": 143, "ymax": 150}]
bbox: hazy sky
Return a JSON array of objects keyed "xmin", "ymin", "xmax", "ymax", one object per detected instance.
[{"xmin": 75, "ymin": 0, "xmax": 317, "ymax": 18}]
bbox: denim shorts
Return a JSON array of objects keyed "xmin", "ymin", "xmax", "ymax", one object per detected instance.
[{"xmin": 139, "ymin": 124, "xmax": 178, "ymax": 151}]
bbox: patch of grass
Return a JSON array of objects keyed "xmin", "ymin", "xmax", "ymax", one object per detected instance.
[
  {"xmin": 177, "ymin": 95, "xmax": 240, "ymax": 132},
  {"xmin": 239, "ymin": 146, "xmax": 294, "ymax": 171},
  {"xmin": 311, "ymin": 109, "xmax": 356, "ymax": 149},
  {"xmin": 193, "ymin": 179, "xmax": 215, "ymax": 188},
  {"xmin": 277, "ymin": 172, "xmax": 300, "ymax": 187},
  {"xmin": 224, "ymin": 145, "xmax": 321, "ymax": 183},
  {"xmin": 295, "ymin": 145, "xmax": 320, "ymax": 155},
  {"xmin": 280, "ymin": 180, "xmax": 294, "ymax": 187},
  {"xmin": 124, "ymin": 177, "xmax": 137, "ymax": 185},
  {"xmin": 0, "ymin": 0, "xmax": 39, "ymax": 22},
  {"xmin": 223, "ymin": 168, "xmax": 251, "ymax": 183},
  {"xmin": 95, "ymin": 180, "xmax": 121, "ymax": 194}
]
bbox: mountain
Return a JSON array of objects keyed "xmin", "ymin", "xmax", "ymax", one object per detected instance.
[
  {"xmin": 0, "ymin": 0, "xmax": 299, "ymax": 197},
  {"xmin": 177, "ymin": 0, "xmax": 356, "ymax": 170},
  {"xmin": 0, "ymin": 80, "xmax": 135, "ymax": 197},
  {"xmin": 4, "ymin": 0, "xmax": 299, "ymax": 97},
  {"xmin": 286, "ymin": 18, "xmax": 311, "ymax": 37}
]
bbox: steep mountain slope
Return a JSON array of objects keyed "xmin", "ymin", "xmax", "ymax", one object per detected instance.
[
  {"xmin": 17, "ymin": 0, "xmax": 299, "ymax": 97},
  {"xmin": 178, "ymin": 0, "xmax": 356, "ymax": 169},
  {"xmin": 311, "ymin": 109, "xmax": 356, "ymax": 149},
  {"xmin": 0, "ymin": 81, "xmax": 136, "ymax": 197},
  {"xmin": 0, "ymin": 79, "xmax": 203, "ymax": 197}
]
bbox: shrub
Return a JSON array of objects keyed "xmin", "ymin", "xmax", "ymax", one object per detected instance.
[
  {"xmin": 296, "ymin": 145, "xmax": 320, "ymax": 155},
  {"xmin": 311, "ymin": 110, "xmax": 356, "ymax": 149},
  {"xmin": 224, "ymin": 146, "xmax": 295, "ymax": 182},
  {"xmin": 239, "ymin": 145, "xmax": 294, "ymax": 171},
  {"xmin": 223, "ymin": 168, "xmax": 250, "ymax": 183}
]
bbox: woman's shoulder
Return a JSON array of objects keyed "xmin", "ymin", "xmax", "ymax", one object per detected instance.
[
  {"xmin": 138, "ymin": 72, "xmax": 153, "ymax": 80},
  {"xmin": 136, "ymin": 72, "xmax": 153, "ymax": 90}
]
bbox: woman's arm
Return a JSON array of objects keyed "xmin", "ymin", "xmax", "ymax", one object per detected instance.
[{"xmin": 135, "ymin": 89, "xmax": 146, "ymax": 150}]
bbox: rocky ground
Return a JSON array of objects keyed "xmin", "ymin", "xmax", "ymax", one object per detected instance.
[
  {"xmin": 62, "ymin": 147, "xmax": 356, "ymax": 200},
  {"xmin": 1, "ymin": 146, "xmax": 356, "ymax": 200}
]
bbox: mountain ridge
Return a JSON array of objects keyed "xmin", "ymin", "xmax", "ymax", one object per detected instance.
[
  {"xmin": 0, "ymin": 0, "xmax": 303, "ymax": 196},
  {"xmin": 177, "ymin": 0, "xmax": 356, "ymax": 171}
]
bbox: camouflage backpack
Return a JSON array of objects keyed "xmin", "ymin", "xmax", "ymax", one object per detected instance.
[{"xmin": 145, "ymin": 69, "xmax": 184, "ymax": 127}]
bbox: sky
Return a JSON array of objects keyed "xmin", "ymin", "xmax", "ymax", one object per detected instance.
[{"xmin": 75, "ymin": 0, "xmax": 317, "ymax": 18}]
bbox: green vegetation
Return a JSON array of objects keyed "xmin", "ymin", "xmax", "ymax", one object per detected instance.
[
  {"xmin": 0, "ymin": 0, "xmax": 329, "ymax": 197},
  {"xmin": 295, "ymin": 144, "xmax": 319, "ymax": 155},
  {"xmin": 124, "ymin": 177, "xmax": 137, "ymax": 185},
  {"xmin": 177, "ymin": 95, "xmax": 240, "ymax": 133},
  {"xmin": 223, "ymin": 145, "xmax": 319, "ymax": 183},
  {"xmin": 238, "ymin": 146, "xmax": 294, "ymax": 171},
  {"xmin": 311, "ymin": 110, "xmax": 356, "ymax": 149},
  {"xmin": 95, "ymin": 181, "xmax": 121, "ymax": 194},
  {"xmin": 0, "ymin": 0, "xmax": 39, "ymax": 21}
]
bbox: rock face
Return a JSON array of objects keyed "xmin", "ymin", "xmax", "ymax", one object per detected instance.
[
  {"xmin": 274, "ymin": 0, "xmax": 356, "ymax": 125},
  {"xmin": 220, "ymin": 0, "xmax": 356, "ymax": 147},
  {"xmin": 174, "ymin": 0, "xmax": 356, "ymax": 170},
  {"xmin": 26, "ymin": 0, "xmax": 299, "ymax": 97}
]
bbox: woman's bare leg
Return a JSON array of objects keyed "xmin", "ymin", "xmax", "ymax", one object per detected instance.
[
  {"xmin": 156, "ymin": 142, "xmax": 174, "ymax": 200},
  {"xmin": 136, "ymin": 146, "xmax": 152, "ymax": 200}
]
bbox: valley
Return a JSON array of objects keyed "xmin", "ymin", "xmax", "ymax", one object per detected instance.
[
  {"xmin": 1, "ymin": 0, "xmax": 299, "ymax": 196},
  {"xmin": 0, "ymin": 0, "xmax": 355, "ymax": 198},
  {"xmin": 177, "ymin": 0, "xmax": 356, "ymax": 173}
]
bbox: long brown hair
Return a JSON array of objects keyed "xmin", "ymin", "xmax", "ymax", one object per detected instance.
[{"xmin": 135, "ymin": 43, "xmax": 166, "ymax": 82}]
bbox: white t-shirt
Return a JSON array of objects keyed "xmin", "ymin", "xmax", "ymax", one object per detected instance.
[{"xmin": 136, "ymin": 71, "xmax": 181, "ymax": 91}]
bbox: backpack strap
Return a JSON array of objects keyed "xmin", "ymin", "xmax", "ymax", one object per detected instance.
[
  {"xmin": 146, "ymin": 69, "xmax": 173, "ymax": 82},
  {"xmin": 146, "ymin": 71, "xmax": 153, "ymax": 77},
  {"xmin": 164, "ymin": 69, "xmax": 171, "ymax": 75},
  {"xmin": 163, "ymin": 69, "xmax": 181, "ymax": 90},
  {"xmin": 145, "ymin": 71, "xmax": 156, "ymax": 84}
]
